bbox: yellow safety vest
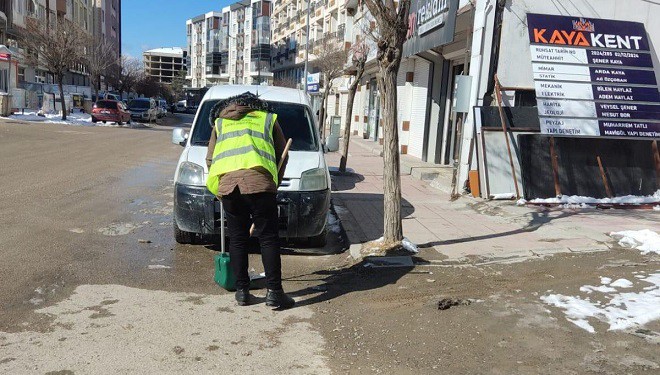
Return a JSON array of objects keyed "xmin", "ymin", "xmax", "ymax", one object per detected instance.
[{"xmin": 206, "ymin": 110, "xmax": 278, "ymax": 196}]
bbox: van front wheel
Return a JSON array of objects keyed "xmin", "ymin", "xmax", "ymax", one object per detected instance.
[
  {"xmin": 307, "ymin": 231, "xmax": 327, "ymax": 248},
  {"xmin": 174, "ymin": 219, "xmax": 196, "ymax": 244}
]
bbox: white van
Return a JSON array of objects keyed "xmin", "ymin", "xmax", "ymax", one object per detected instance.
[{"xmin": 171, "ymin": 85, "xmax": 331, "ymax": 246}]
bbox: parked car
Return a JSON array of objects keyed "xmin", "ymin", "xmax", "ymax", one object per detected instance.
[
  {"xmin": 172, "ymin": 100, "xmax": 187, "ymax": 113},
  {"xmin": 171, "ymin": 85, "xmax": 330, "ymax": 246},
  {"xmin": 185, "ymin": 104, "xmax": 199, "ymax": 114},
  {"xmin": 91, "ymin": 100, "xmax": 131, "ymax": 125},
  {"xmin": 127, "ymin": 98, "xmax": 158, "ymax": 122},
  {"xmin": 157, "ymin": 99, "xmax": 168, "ymax": 118}
]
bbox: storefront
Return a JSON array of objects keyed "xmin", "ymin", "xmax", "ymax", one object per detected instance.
[
  {"xmin": 395, "ymin": 0, "xmax": 464, "ymax": 163},
  {"xmin": 457, "ymin": 0, "xmax": 660, "ymax": 199}
]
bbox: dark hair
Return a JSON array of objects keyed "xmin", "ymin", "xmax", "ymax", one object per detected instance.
[{"xmin": 208, "ymin": 92, "xmax": 270, "ymax": 126}]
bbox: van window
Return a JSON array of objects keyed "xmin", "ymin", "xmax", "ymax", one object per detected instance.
[
  {"xmin": 128, "ymin": 99, "xmax": 150, "ymax": 109},
  {"xmin": 191, "ymin": 100, "xmax": 319, "ymax": 151}
]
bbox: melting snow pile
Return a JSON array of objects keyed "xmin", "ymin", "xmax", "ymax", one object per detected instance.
[
  {"xmin": 326, "ymin": 211, "xmax": 342, "ymax": 234},
  {"xmin": 518, "ymin": 190, "xmax": 660, "ymax": 206},
  {"xmin": 541, "ymin": 272, "xmax": 660, "ymax": 333},
  {"xmin": 610, "ymin": 229, "xmax": 660, "ymax": 255},
  {"xmin": 401, "ymin": 237, "xmax": 419, "ymax": 253},
  {"xmin": 490, "ymin": 193, "xmax": 516, "ymax": 200},
  {"xmin": 6, "ymin": 111, "xmax": 93, "ymax": 126}
]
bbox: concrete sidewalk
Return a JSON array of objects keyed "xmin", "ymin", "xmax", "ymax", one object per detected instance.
[{"xmin": 326, "ymin": 139, "xmax": 660, "ymax": 262}]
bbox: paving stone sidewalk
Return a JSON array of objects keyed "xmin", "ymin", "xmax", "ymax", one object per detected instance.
[{"xmin": 326, "ymin": 138, "xmax": 660, "ymax": 262}]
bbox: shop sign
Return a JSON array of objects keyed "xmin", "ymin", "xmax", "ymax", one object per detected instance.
[
  {"xmin": 307, "ymin": 73, "xmax": 320, "ymax": 93},
  {"xmin": 527, "ymin": 13, "xmax": 660, "ymax": 138},
  {"xmin": 403, "ymin": 0, "xmax": 458, "ymax": 57},
  {"xmin": 0, "ymin": 53, "xmax": 10, "ymax": 61}
]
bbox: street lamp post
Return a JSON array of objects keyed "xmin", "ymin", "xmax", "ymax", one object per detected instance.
[{"xmin": 303, "ymin": 0, "xmax": 311, "ymax": 92}]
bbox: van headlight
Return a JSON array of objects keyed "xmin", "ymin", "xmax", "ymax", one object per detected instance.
[
  {"xmin": 177, "ymin": 162, "xmax": 205, "ymax": 186},
  {"xmin": 299, "ymin": 168, "xmax": 328, "ymax": 191}
]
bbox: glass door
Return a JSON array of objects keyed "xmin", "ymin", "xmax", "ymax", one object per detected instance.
[{"xmin": 367, "ymin": 78, "xmax": 380, "ymax": 142}]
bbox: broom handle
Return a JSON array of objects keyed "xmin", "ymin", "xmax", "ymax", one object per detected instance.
[{"xmin": 249, "ymin": 138, "xmax": 293, "ymax": 236}]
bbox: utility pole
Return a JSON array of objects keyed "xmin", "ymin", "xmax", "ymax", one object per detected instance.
[{"xmin": 303, "ymin": 0, "xmax": 311, "ymax": 92}]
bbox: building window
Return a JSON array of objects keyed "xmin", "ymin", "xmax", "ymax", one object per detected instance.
[{"xmin": 18, "ymin": 67, "xmax": 25, "ymax": 83}]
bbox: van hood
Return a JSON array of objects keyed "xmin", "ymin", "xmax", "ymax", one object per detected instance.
[{"xmin": 184, "ymin": 146, "xmax": 324, "ymax": 178}]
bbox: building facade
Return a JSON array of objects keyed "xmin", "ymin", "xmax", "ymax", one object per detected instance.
[
  {"xmin": 143, "ymin": 47, "xmax": 187, "ymax": 85},
  {"xmin": 1, "ymin": 0, "xmax": 121, "ymax": 110},
  {"xmin": 270, "ymin": 0, "xmax": 350, "ymax": 88},
  {"xmin": 186, "ymin": 0, "xmax": 273, "ymax": 89}
]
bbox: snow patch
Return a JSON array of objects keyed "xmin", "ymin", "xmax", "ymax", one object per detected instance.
[
  {"xmin": 402, "ymin": 237, "xmax": 418, "ymax": 253},
  {"xmin": 527, "ymin": 190, "xmax": 660, "ymax": 205},
  {"xmin": 610, "ymin": 279, "xmax": 633, "ymax": 288},
  {"xmin": 147, "ymin": 265, "xmax": 171, "ymax": 270},
  {"xmin": 610, "ymin": 230, "xmax": 660, "ymax": 255},
  {"xmin": 541, "ymin": 272, "xmax": 660, "ymax": 333},
  {"xmin": 6, "ymin": 111, "xmax": 94, "ymax": 126},
  {"xmin": 490, "ymin": 193, "xmax": 516, "ymax": 200},
  {"xmin": 327, "ymin": 211, "xmax": 342, "ymax": 234}
]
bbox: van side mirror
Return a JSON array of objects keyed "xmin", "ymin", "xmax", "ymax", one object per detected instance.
[{"xmin": 172, "ymin": 128, "xmax": 188, "ymax": 146}]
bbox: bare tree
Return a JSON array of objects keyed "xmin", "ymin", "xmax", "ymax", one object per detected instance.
[
  {"xmin": 21, "ymin": 17, "xmax": 86, "ymax": 120},
  {"xmin": 273, "ymin": 75, "xmax": 299, "ymax": 89},
  {"xmin": 84, "ymin": 35, "xmax": 119, "ymax": 102},
  {"xmin": 339, "ymin": 40, "xmax": 370, "ymax": 172},
  {"xmin": 311, "ymin": 37, "xmax": 348, "ymax": 139},
  {"xmin": 170, "ymin": 70, "xmax": 189, "ymax": 101},
  {"xmin": 363, "ymin": 0, "xmax": 411, "ymax": 247},
  {"xmin": 107, "ymin": 55, "xmax": 143, "ymax": 99}
]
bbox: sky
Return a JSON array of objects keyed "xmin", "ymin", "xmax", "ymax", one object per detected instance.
[{"xmin": 121, "ymin": 0, "xmax": 234, "ymax": 58}]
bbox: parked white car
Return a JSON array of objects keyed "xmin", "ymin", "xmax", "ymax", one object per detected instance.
[
  {"xmin": 171, "ymin": 85, "xmax": 330, "ymax": 246},
  {"xmin": 174, "ymin": 100, "xmax": 187, "ymax": 113}
]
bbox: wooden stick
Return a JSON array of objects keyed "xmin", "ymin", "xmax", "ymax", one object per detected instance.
[
  {"xmin": 249, "ymin": 138, "xmax": 293, "ymax": 236},
  {"xmin": 596, "ymin": 155, "xmax": 613, "ymax": 198},
  {"xmin": 494, "ymin": 75, "xmax": 521, "ymax": 199},
  {"xmin": 549, "ymin": 137, "xmax": 561, "ymax": 196}
]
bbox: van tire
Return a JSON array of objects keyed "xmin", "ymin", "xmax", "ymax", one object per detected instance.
[
  {"xmin": 174, "ymin": 220, "xmax": 196, "ymax": 244},
  {"xmin": 307, "ymin": 231, "xmax": 327, "ymax": 248}
]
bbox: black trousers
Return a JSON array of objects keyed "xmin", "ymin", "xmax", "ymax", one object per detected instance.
[{"xmin": 222, "ymin": 188, "xmax": 282, "ymax": 290}]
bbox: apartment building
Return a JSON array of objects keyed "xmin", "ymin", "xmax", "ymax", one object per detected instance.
[
  {"xmin": 143, "ymin": 47, "xmax": 187, "ymax": 85},
  {"xmin": 186, "ymin": 0, "xmax": 273, "ymax": 89},
  {"xmin": 270, "ymin": 0, "xmax": 349, "ymax": 88},
  {"xmin": 93, "ymin": 0, "xmax": 121, "ymax": 58},
  {"xmin": 1, "ymin": 0, "xmax": 120, "ymax": 109}
]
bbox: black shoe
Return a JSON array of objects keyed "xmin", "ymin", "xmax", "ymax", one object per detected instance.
[
  {"xmin": 266, "ymin": 289, "xmax": 295, "ymax": 309},
  {"xmin": 235, "ymin": 288, "xmax": 251, "ymax": 306}
]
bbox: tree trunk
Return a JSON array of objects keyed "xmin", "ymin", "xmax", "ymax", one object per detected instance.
[
  {"xmin": 379, "ymin": 68, "xmax": 403, "ymax": 244},
  {"xmin": 339, "ymin": 81, "xmax": 358, "ymax": 172},
  {"xmin": 93, "ymin": 78, "xmax": 99, "ymax": 103},
  {"xmin": 58, "ymin": 78, "xmax": 67, "ymax": 121}
]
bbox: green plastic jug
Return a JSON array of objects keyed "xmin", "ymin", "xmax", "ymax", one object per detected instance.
[{"xmin": 214, "ymin": 252, "xmax": 236, "ymax": 291}]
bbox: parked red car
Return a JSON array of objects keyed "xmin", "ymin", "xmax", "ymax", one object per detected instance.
[{"xmin": 91, "ymin": 100, "xmax": 131, "ymax": 125}]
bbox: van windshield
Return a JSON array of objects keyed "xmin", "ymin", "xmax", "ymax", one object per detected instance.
[
  {"xmin": 128, "ymin": 100, "xmax": 149, "ymax": 109},
  {"xmin": 190, "ymin": 100, "xmax": 319, "ymax": 151}
]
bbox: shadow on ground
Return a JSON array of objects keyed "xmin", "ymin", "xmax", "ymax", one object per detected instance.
[{"xmin": 286, "ymin": 259, "xmax": 413, "ymax": 308}]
